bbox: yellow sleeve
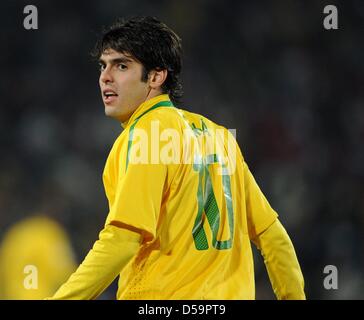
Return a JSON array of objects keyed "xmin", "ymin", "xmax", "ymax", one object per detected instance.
[
  {"xmin": 105, "ymin": 119, "xmax": 169, "ymax": 240},
  {"xmin": 252, "ymin": 219, "xmax": 306, "ymax": 300},
  {"xmin": 47, "ymin": 224, "xmax": 140, "ymax": 300},
  {"xmin": 243, "ymin": 160, "xmax": 278, "ymax": 238}
]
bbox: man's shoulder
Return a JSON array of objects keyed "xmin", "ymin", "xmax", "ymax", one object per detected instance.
[
  {"xmin": 136, "ymin": 105, "xmax": 190, "ymax": 131},
  {"xmin": 131, "ymin": 105, "xmax": 234, "ymax": 141}
]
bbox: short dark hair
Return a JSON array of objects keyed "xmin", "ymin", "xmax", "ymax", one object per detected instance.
[{"xmin": 92, "ymin": 16, "xmax": 183, "ymax": 105}]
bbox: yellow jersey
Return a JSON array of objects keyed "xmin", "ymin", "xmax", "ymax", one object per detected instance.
[
  {"xmin": 102, "ymin": 94, "xmax": 278, "ymax": 299},
  {"xmin": 0, "ymin": 216, "xmax": 76, "ymax": 299}
]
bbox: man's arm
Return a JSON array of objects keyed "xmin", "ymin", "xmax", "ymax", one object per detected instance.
[
  {"xmin": 47, "ymin": 224, "xmax": 140, "ymax": 300},
  {"xmin": 251, "ymin": 219, "xmax": 306, "ymax": 300}
]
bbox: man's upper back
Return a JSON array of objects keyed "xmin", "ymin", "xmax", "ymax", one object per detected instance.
[{"xmin": 102, "ymin": 95, "xmax": 277, "ymax": 299}]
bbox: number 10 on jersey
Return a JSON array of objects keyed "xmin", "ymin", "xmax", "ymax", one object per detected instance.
[{"xmin": 192, "ymin": 154, "xmax": 234, "ymax": 250}]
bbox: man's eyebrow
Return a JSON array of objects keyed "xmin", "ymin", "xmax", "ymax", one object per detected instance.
[{"xmin": 98, "ymin": 56, "xmax": 134, "ymax": 65}]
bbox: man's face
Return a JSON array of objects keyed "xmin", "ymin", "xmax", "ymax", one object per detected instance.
[{"xmin": 99, "ymin": 49, "xmax": 150, "ymax": 122}]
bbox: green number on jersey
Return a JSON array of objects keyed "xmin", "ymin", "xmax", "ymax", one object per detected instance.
[{"xmin": 192, "ymin": 154, "xmax": 234, "ymax": 250}]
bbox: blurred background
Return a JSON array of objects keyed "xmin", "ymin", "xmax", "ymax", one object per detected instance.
[{"xmin": 0, "ymin": 0, "xmax": 363, "ymax": 299}]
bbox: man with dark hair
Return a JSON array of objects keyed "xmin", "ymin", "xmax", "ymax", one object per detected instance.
[{"xmin": 49, "ymin": 16, "xmax": 305, "ymax": 300}]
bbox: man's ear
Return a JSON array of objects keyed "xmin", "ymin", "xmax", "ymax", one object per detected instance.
[{"xmin": 148, "ymin": 69, "xmax": 168, "ymax": 90}]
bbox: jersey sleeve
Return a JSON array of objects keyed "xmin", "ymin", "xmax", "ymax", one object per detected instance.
[
  {"xmin": 243, "ymin": 160, "xmax": 278, "ymax": 239},
  {"xmin": 251, "ymin": 220, "xmax": 306, "ymax": 299},
  {"xmin": 106, "ymin": 160, "xmax": 167, "ymax": 240},
  {"xmin": 105, "ymin": 115, "xmax": 170, "ymax": 241},
  {"xmin": 48, "ymin": 225, "xmax": 140, "ymax": 300}
]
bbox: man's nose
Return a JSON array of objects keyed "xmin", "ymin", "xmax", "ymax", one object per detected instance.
[{"xmin": 100, "ymin": 67, "xmax": 113, "ymax": 84}]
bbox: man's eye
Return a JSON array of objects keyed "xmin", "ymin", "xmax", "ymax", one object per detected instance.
[
  {"xmin": 99, "ymin": 64, "xmax": 105, "ymax": 72},
  {"xmin": 118, "ymin": 64, "xmax": 127, "ymax": 70}
]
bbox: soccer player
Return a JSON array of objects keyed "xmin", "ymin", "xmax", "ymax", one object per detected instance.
[{"xmin": 48, "ymin": 16, "xmax": 305, "ymax": 300}]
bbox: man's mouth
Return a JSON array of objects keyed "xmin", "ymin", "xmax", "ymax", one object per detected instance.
[{"xmin": 103, "ymin": 89, "xmax": 118, "ymax": 104}]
